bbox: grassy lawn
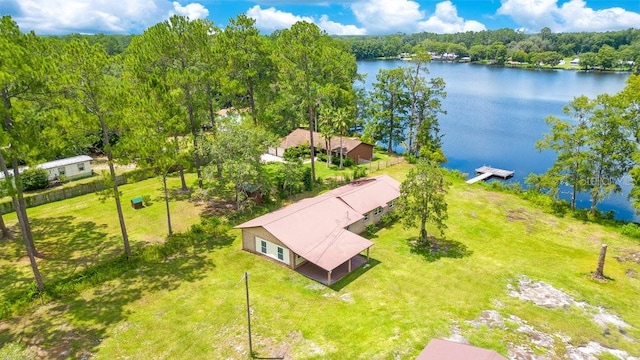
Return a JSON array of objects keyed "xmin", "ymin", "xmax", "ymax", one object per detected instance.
[
  {"xmin": 0, "ymin": 173, "xmax": 202, "ymax": 306},
  {"xmin": 1, "ymin": 165, "xmax": 640, "ymax": 359}
]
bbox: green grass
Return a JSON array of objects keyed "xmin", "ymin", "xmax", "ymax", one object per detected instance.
[
  {"xmin": 1, "ymin": 165, "xmax": 640, "ymax": 359},
  {"xmin": 0, "ymin": 173, "xmax": 202, "ymax": 307}
]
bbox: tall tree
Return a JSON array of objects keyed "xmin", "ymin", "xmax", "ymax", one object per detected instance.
[
  {"xmin": 584, "ymin": 94, "xmax": 634, "ymax": 212},
  {"xmin": 126, "ymin": 16, "xmax": 218, "ymax": 189},
  {"xmin": 0, "ymin": 16, "xmax": 48, "ymax": 290},
  {"xmin": 276, "ymin": 21, "xmax": 357, "ymax": 188},
  {"xmin": 57, "ymin": 40, "xmax": 132, "ymax": 257},
  {"xmin": 201, "ymin": 117, "xmax": 276, "ymax": 210},
  {"xmin": 366, "ymin": 67, "xmax": 409, "ymax": 153},
  {"xmin": 403, "ymin": 51, "xmax": 446, "ymax": 159},
  {"xmin": 121, "ymin": 79, "xmax": 187, "ymax": 236},
  {"xmin": 533, "ymin": 96, "xmax": 594, "ymax": 209},
  {"xmin": 218, "ymin": 14, "xmax": 274, "ymax": 126},
  {"xmin": 398, "ymin": 159, "xmax": 449, "ymax": 247}
]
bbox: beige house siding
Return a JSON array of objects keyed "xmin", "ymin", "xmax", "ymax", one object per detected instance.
[{"xmin": 241, "ymin": 227, "xmax": 294, "ymax": 268}]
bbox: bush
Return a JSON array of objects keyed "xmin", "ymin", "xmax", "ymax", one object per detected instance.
[
  {"xmin": 352, "ymin": 166, "xmax": 367, "ymax": 180},
  {"xmin": 621, "ymin": 223, "xmax": 640, "ymax": 239},
  {"xmin": 283, "ymin": 144, "xmax": 311, "ymax": 161},
  {"xmin": 21, "ymin": 168, "xmax": 49, "ymax": 191},
  {"xmin": 142, "ymin": 195, "xmax": 153, "ymax": 206}
]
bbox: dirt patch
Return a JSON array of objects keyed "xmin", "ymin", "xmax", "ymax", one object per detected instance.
[
  {"xmin": 466, "ymin": 310, "xmax": 505, "ymax": 329},
  {"xmin": 506, "ymin": 208, "xmax": 532, "ymax": 222},
  {"xmin": 615, "ymin": 251, "xmax": 640, "ymax": 265}
]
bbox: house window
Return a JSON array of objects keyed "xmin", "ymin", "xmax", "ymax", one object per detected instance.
[
  {"xmin": 58, "ymin": 167, "xmax": 66, "ymax": 176},
  {"xmin": 388, "ymin": 200, "xmax": 395, "ymax": 209},
  {"xmin": 277, "ymin": 247, "xmax": 284, "ymax": 261},
  {"xmin": 78, "ymin": 163, "xmax": 85, "ymax": 172},
  {"xmin": 364, "ymin": 212, "xmax": 370, "ymax": 221},
  {"xmin": 260, "ymin": 240, "xmax": 267, "ymax": 254},
  {"xmin": 374, "ymin": 207, "xmax": 383, "ymax": 216}
]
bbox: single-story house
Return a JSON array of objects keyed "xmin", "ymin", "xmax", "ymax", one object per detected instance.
[
  {"xmin": 416, "ymin": 339, "xmax": 508, "ymax": 360},
  {"xmin": 0, "ymin": 155, "xmax": 93, "ymax": 181},
  {"xmin": 235, "ymin": 175, "xmax": 400, "ymax": 285},
  {"xmin": 271, "ymin": 128, "xmax": 374, "ymax": 163}
]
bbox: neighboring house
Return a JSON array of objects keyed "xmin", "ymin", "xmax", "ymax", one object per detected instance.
[
  {"xmin": 235, "ymin": 175, "xmax": 400, "ymax": 285},
  {"xmin": 0, "ymin": 155, "xmax": 93, "ymax": 181},
  {"xmin": 416, "ymin": 339, "xmax": 508, "ymax": 360},
  {"xmin": 38, "ymin": 155, "xmax": 93, "ymax": 181},
  {"xmin": 570, "ymin": 58, "xmax": 580, "ymax": 66},
  {"xmin": 272, "ymin": 128, "xmax": 374, "ymax": 163}
]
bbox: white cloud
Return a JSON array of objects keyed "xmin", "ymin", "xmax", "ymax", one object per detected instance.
[
  {"xmin": 351, "ymin": 0, "xmax": 425, "ymax": 33},
  {"xmin": 170, "ymin": 1, "xmax": 209, "ymax": 19},
  {"xmin": 418, "ymin": 1, "xmax": 486, "ymax": 33},
  {"xmin": 247, "ymin": 5, "xmax": 365, "ymax": 35},
  {"xmin": 318, "ymin": 15, "xmax": 366, "ymax": 35},
  {"xmin": 497, "ymin": 0, "xmax": 640, "ymax": 32},
  {"xmin": 8, "ymin": 0, "xmax": 208, "ymax": 35},
  {"xmin": 247, "ymin": 5, "xmax": 314, "ymax": 33}
]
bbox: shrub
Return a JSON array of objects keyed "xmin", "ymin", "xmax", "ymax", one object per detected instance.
[
  {"xmin": 352, "ymin": 166, "xmax": 367, "ymax": 180},
  {"xmin": 21, "ymin": 168, "xmax": 49, "ymax": 191},
  {"xmin": 621, "ymin": 223, "xmax": 640, "ymax": 239},
  {"xmin": 142, "ymin": 195, "xmax": 153, "ymax": 206}
]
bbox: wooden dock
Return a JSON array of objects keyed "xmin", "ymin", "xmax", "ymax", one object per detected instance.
[{"xmin": 466, "ymin": 166, "xmax": 515, "ymax": 184}]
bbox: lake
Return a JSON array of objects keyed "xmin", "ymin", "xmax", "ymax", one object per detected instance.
[{"xmin": 356, "ymin": 60, "xmax": 635, "ymax": 220}]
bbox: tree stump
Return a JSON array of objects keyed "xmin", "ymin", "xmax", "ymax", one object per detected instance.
[{"xmin": 593, "ymin": 244, "xmax": 608, "ymax": 280}]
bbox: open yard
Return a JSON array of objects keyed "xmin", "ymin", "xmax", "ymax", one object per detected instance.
[{"xmin": 1, "ymin": 164, "xmax": 640, "ymax": 359}]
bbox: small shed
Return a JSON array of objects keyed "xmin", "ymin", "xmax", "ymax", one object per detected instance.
[{"xmin": 131, "ymin": 196, "xmax": 144, "ymax": 209}]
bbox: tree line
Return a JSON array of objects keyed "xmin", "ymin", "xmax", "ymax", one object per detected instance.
[{"xmin": 339, "ymin": 27, "xmax": 640, "ymax": 70}]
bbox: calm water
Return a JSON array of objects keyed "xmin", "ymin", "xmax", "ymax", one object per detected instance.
[{"xmin": 357, "ymin": 60, "xmax": 634, "ymax": 220}]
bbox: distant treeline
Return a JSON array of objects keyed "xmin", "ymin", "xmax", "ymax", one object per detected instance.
[{"xmin": 336, "ymin": 27, "xmax": 640, "ymax": 66}]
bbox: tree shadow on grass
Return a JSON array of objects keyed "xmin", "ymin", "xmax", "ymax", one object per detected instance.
[
  {"xmin": 0, "ymin": 219, "xmax": 234, "ymax": 359},
  {"xmin": 408, "ymin": 236, "xmax": 473, "ymax": 262}
]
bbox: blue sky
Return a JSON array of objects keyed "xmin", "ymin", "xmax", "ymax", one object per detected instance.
[{"xmin": 2, "ymin": 0, "xmax": 639, "ymax": 35}]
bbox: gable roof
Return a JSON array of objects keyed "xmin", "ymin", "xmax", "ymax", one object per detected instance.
[
  {"xmin": 280, "ymin": 128, "xmax": 372, "ymax": 155},
  {"xmin": 416, "ymin": 339, "xmax": 508, "ymax": 360},
  {"xmin": 235, "ymin": 175, "xmax": 400, "ymax": 271}
]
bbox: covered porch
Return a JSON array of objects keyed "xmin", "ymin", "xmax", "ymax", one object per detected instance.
[{"xmin": 296, "ymin": 253, "xmax": 369, "ymax": 286}]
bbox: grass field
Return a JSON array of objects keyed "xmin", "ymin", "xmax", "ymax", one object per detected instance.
[{"xmin": 1, "ymin": 164, "xmax": 640, "ymax": 359}]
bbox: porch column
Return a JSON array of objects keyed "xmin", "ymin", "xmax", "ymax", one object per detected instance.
[
  {"xmin": 366, "ymin": 248, "xmax": 370, "ymax": 261},
  {"xmin": 348, "ymin": 258, "xmax": 352, "ymax": 272},
  {"xmin": 327, "ymin": 270, "xmax": 332, "ymax": 285}
]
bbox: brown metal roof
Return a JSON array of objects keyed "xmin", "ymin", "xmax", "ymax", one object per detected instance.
[
  {"xmin": 416, "ymin": 339, "xmax": 508, "ymax": 360},
  {"xmin": 280, "ymin": 128, "xmax": 372, "ymax": 155},
  {"xmin": 235, "ymin": 175, "xmax": 400, "ymax": 271}
]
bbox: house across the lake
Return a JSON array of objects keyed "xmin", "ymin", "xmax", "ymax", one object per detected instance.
[
  {"xmin": 0, "ymin": 155, "xmax": 93, "ymax": 181},
  {"xmin": 271, "ymin": 128, "xmax": 374, "ymax": 163},
  {"xmin": 235, "ymin": 175, "xmax": 400, "ymax": 285}
]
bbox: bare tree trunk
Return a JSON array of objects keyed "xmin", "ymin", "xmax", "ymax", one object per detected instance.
[
  {"xmin": 162, "ymin": 175, "xmax": 173, "ymax": 237},
  {"xmin": 593, "ymin": 244, "xmax": 607, "ymax": 279},
  {"xmin": 185, "ymin": 87, "xmax": 203, "ymax": 189},
  {"xmin": 308, "ymin": 104, "xmax": 315, "ymax": 189},
  {"xmin": 101, "ymin": 118, "xmax": 131, "ymax": 258},
  {"xmin": 0, "ymin": 213, "xmax": 8, "ymax": 239},
  {"xmin": 178, "ymin": 166, "xmax": 188, "ymax": 191},
  {"xmin": 0, "ymin": 152, "xmax": 44, "ymax": 292}
]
